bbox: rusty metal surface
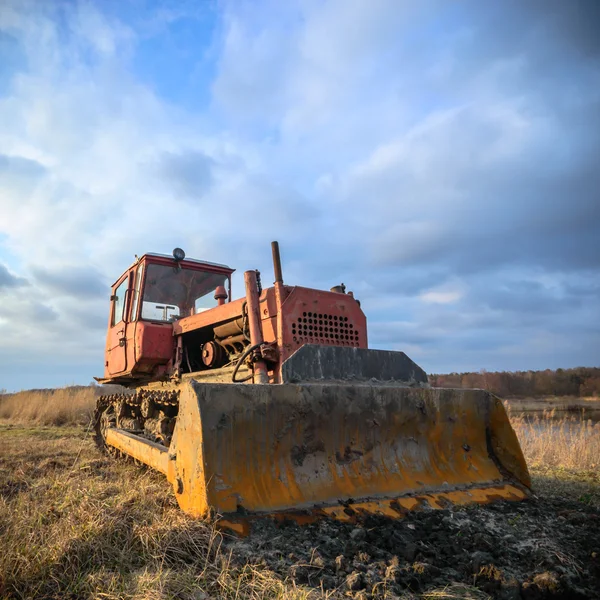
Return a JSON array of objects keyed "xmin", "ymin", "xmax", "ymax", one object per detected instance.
[
  {"xmin": 218, "ymin": 483, "xmax": 529, "ymax": 535},
  {"xmin": 271, "ymin": 241, "xmax": 284, "ymax": 284},
  {"xmin": 105, "ymin": 270, "xmax": 133, "ymax": 377},
  {"xmin": 164, "ymin": 381, "xmax": 530, "ymax": 521},
  {"xmin": 105, "ymin": 428, "xmax": 171, "ymax": 476},
  {"xmin": 278, "ymin": 286, "xmax": 367, "ymax": 354},
  {"xmin": 174, "ymin": 297, "xmax": 246, "ymax": 335},
  {"xmin": 200, "ymin": 341, "xmax": 224, "ymax": 368},
  {"xmin": 134, "ymin": 321, "xmax": 173, "ymax": 364},
  {"xmin": 103, "ymin": 253, "xmax": 234, "ymax": 382},
  {"xmin": 99, "ymin": 378, "xmax": 531, "ymax": 533},
  {"xmin": 108, "ymin": 253, "xmax": 233, "ymax": 289},
  {"xmin": 243, "ymin": 270, "xmax": 268, "ymax": 383},
  {"xmin": 102, "ymin": 246, "xmax": 371, "ymax": 386},
  {"xmin": 169, "ymin": 280, "xmax": 368, "ymax": 384}
]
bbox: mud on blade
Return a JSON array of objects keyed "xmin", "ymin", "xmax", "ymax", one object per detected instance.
[{"xmin": 164, "ymin": 382, "xmax": 530, "ymax": 528}]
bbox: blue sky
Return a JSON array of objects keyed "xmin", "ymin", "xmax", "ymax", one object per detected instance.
[{"xmin": 0, "ymin": 0, "xmax": 599, "ymax": 391}]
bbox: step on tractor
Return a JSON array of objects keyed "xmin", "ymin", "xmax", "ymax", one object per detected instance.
[{"xmin": 94, "ymin": 242, "xmax": 531, "ymax": 533}]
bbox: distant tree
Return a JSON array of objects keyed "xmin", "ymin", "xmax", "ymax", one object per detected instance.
[{"xmin": 428, "ymin": 367, "xmax": 600, "ymax": 398}]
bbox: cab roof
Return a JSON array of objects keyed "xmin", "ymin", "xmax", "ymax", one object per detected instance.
[
  {"xmin": 143, "ymin": 252, "xmax": 232, "ymax": 271},
  {"xmin": 111, "ymin": 252, "xmax": 234, "ymax": 287}
]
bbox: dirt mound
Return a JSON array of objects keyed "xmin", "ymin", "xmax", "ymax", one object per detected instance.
[{"xmin": 228, "ymin": 496, "xmax": 600, "ymax": 599}]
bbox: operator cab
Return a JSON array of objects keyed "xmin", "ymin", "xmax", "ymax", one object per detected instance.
[{"xmin": 101, "ymin": 249, "xmax": 234, "ymax": 383}]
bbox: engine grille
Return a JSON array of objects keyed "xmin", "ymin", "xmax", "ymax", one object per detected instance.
[{"xmin": 291, "ymin": 311, "xmax": 361, "ymax": 347}]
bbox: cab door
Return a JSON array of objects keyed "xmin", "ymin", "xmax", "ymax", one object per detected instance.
[
  {"xmin": 107, "ymin": 273, "xmax": 131, "ymax": 375},
  {"xmin": 125, "ymin": 262, "xmax": 144, "ymax": 369}
]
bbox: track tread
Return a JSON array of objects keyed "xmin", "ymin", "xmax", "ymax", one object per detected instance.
[{"xmin": 94, "ymin": 390, "xmax": 180, "ymax": 459}]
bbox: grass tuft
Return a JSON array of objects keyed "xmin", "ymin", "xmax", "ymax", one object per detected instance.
[
  {"xmin": 508, "ymin": 406, "xmax": 600, "ymax": 470},
  {"xmin": 0, "ymin": 386, "xmax": 119, "ymax": 426},
  {"xmin": 421, "ymin": 583, "xmax": 492, "ymax": 599},
  {"xmin": 0, "ymin": 423, "xmax": 324, "ymax": 599}
]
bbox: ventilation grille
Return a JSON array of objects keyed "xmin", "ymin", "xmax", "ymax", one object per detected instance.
[{"xmin": 292, "ymin": 311, "xmax": 361, "ymax": 347}]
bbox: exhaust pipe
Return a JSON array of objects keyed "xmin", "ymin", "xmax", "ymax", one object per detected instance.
[
  {"xmin": 271, "ymin": 242, "xmax": 288, "ymax": 379},
  {"xmin": 271, "ymin": 241, "xmax": 284, "ymax": 284}
]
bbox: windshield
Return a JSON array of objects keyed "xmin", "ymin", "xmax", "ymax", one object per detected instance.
[{"xmin": 141, "ymin": 263, "xmax": 229, "ymax": 321}]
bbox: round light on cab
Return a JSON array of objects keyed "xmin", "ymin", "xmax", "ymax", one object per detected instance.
[{"xmin": 173, "ymin": 247, "xmax": 186, "ymax": 261}]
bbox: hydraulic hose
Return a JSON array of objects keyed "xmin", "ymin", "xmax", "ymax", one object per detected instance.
[{"xmin": 232, "ymin": 343, "xmax": 264, "ymax": 383}]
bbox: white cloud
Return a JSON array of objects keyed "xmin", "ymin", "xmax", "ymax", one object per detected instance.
[
  {"xmin": 420, "ymin": 289, "xmax": 463, "ymax": 305},
  {"xmin": 0, "ymin": 0, "xmax": 598, "ymax": 389}
]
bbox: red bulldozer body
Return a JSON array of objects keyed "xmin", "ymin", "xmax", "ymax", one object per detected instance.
[{"xmin": 98, "ymin": 242, "xmax": 372, "ymax": 387}]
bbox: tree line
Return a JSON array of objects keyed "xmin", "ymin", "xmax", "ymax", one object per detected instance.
[{"xmin": 429, "ymin": 367, "xmax": 600, "ymax": 398}]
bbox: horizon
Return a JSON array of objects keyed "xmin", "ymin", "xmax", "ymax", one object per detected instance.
[
  {"xmin": 3, "ymin": 364, "xmax": 599, "ymax": 396},
  {"xmin": 1, "ymin": 0, "xmax": 599, "ymax": 391}
]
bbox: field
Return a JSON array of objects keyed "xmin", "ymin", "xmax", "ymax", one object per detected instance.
[{"xmin": 0, "ymin": 388, "xmax": 599, "ymax": 599}]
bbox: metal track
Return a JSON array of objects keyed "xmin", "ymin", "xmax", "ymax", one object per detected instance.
[
  {"xmin": 93, "ymin": 361, "xmax": 250, "ymax": 459},
  {"xmin": 94, "ymin": 389, "xmax": 181, "ymax": 457}
]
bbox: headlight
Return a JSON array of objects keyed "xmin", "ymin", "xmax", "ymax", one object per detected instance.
[{"xmin": 173, "ymin": 247, "xmax": 186, "ymax": 261}]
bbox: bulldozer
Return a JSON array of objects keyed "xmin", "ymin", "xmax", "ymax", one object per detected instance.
[{"xmin": 94, "ymin": 242, "xmax": 530, "ymax": 533}]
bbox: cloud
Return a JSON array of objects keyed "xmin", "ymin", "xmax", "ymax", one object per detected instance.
[
  {"xmin": 0, "ymin": 154, "xmax": 46, "ymax": 178},
  {"xmin": 0, "ymin": 0, "xmax": 598, "ymax": 390},
  {"xmin": 0, "ymin": 263, "xmax": 27, "ymax": 289},
  {"xmin": 0, "ymin": 270, "xmax": 62, "ymax": 324},
  {"xmin": 155, "ymin": 150, "xmax": 215, "ymax": 198},
  {"xmin": 31, "ymin": 265, "xmax": 108, "ymax": 299},
  {"xmin": 471, "ymin": 279, "xmax": 583, "ymax": 316},
  {"xmin": 420, "ymin": 288, "xmax": 463, "ymax": 305}
]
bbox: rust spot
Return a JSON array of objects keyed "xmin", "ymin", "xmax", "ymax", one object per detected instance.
[
  {"xmin": 335, "ymin": 446, "xmax": 364, "ymax": 464},
  {"xmin": 290, "ymin": 441, "xmax": 325, "ymax": 466}
]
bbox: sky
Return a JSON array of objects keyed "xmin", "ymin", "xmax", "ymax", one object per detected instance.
[{"xmin": 0, "ymin": 0, "xmax": 599, "ymax": 391}]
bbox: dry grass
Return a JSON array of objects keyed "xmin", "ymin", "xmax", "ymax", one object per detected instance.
[
  {"xmin": 509, "ymin": 407, "xmax": 600, "ymax": 469},
  {"xmin": 421, "ymin": 585, "xmax": 492, "ymax": 599},
  {"xmin": 0, "ymin": 422, "xmax": 327, "ymax": 599},
  {"xmin": 1, "ymin": 422, "xmax": 496, "ymax": 599},
  {"xmin": 0, "ymin": 386, "xmax": 105, "ymax": 426},
  {"xmin": 508, "ymin": 407, "xmax": 600, "ymax": 508},
  {"xmin": 1, "ymin": 391, "xmax": 598, "ymax": 598}
]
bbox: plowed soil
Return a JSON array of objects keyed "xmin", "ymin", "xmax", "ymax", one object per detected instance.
[{"xmin": 231, "ymin": 493, "xmax": 600, "ymax": 599}]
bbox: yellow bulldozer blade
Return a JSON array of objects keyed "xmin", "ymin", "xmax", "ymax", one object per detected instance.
[{"xmin": 105, "ymin": 381, "xmax": 531, "ymax": 534}]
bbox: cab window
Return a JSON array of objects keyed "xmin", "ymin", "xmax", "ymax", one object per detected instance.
[
  {"xmin": 112, "ymin": 279, "xmax": 128, "ymax": 326},
  {"xmin": 130, "ymin": 265, "xmax": 144, "ymax": 321},
  {"xmin": 141, "ymin": 263, "xmax": 228, "ymax": 321}
]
